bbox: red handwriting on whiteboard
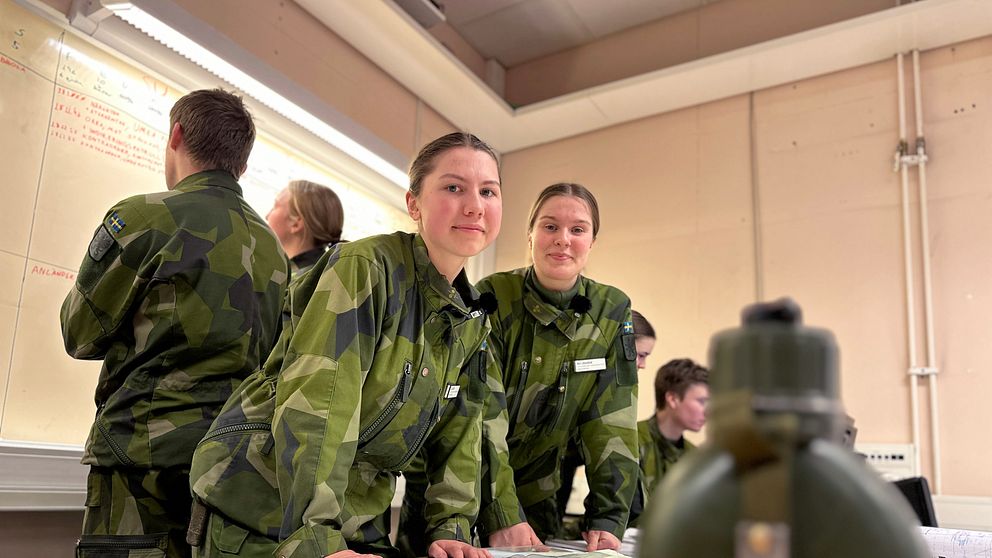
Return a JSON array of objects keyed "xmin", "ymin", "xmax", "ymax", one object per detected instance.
[
  {"xmin": 1, "ymin": 55, "xmax": 26, "ymax": 72},
  {"xmin": 55, "ymin": 86, "xmax": 86, "ymax": 101},
  {"xmin": 31, "ymin": 264, "xmax": 76, "ymax": 282},
  {"xmin": 49, "ymin": 87, "xmax": 165, "ymax": 173}
]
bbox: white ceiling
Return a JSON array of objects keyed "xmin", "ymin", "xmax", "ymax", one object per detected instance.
[
  {"xmin": 438, "ymin": 0, "xmax": 717, "ymax": 66},
  {"xmin": 296, "ymin": 0, "xmax": 992, "ymax": 154}
]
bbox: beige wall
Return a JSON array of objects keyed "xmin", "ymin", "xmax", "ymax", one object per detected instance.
[{"xmin": 499, "ymin": 36, "xmax": 992, "ymax": 497}]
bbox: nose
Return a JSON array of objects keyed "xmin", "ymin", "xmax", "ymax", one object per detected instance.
[
  {"xmin": 464, "ymin": 190, "xmax": 484, "ymax": 216},
  {"xmin": 554, "ymin": 230, "xmax": 570, "ymax": 247}
]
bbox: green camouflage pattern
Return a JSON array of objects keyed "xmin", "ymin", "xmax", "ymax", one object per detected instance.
[
  {"xmin": 194, "ymin": 512, "xmax": 287, "ymax": 558},
  {"xmin": 190, "ymin": 232, "xmax": 492, "ymax": 558},
  {"xmin": 397, "ymin": 326, "xmax": 523, "ymax": 555},
  {"xmin": 76, "ymin": 467, "xmax": 193, "ymax": 558},
  {"xmin": 637, "ymin": 417, "xmax": 696, "ymax": 502},
  {"xmin": 61, "ymin": 169, "xmax": 288, "ymax": 472},
  {"xmin": 476, "ymin": 267, "xmax": 639, "ymax": 540},
  {"xmin": 288, "ymin": 242, "xmax": 339, "ymax": 282}
]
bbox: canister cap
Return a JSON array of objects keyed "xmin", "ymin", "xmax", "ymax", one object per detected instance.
[{"xmin": 709, "ymin": 298, "xmax": 839, "ymax": 400}]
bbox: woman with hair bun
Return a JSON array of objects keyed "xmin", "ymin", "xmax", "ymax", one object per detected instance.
[{"xmin": 266, "ymin": 179, "xmax": 345, "ymax": 279}]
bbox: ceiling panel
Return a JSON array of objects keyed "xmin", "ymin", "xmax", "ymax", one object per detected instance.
[
  {"xmin": 455, "ymin": 0, "xmax": 591, "ymax": 66},
  {"xmin": 565, "ymin": 0, "xmax": 703, "ymax": 38},
  {"xmin": 439, "ymin": 0, "xmax": 527, "ymax": 26}
]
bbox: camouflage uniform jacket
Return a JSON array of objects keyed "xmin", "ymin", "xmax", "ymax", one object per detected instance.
[
  {"xmin": 637, "ymin": 417, "xmax": 695, "ymax": 500},
  {"xmin": 190, "ymin": 232, "xmax": 492, "ymax": 558},
  {"xmin": 477, "ymin": 267, "xmax": 639, "ymax": 539},
  {"xmin": 60, "ymin": 170, "xmax": 288, "ymax": 470},
  {"xmin": 290, "ymin": 241, "xmax": 340, "ymax": 281}
]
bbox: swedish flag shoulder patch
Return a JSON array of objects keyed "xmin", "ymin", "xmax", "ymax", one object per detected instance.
[
  {"xmin": 106, "ymin": 211, "xmax": 126, "ymax": 234},
  {"xmin": 622, "ymin": 321, "xmax": 634, "ymax": 335}
]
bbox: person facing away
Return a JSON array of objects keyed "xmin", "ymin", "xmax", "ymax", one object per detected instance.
[
  {"xmin": 400, "ymin": 182, "xmax": 640, "ymax": 553},
  {"xmin": 188, "ymin": 132, "xmax": 508, "ymax": 558},
  {"xmin": 637, "ymin": 358, "xmax": 710, "ymax": 505},
  {"xmin": 61, "ymin": 88, "xmax": 288, "ymax": 558},
  {"xmin": 267, "ymin": 179, "xmax": 345, "ymax": 280},
  {"xmin": 555, "ymin": 309, "xmax": 656, "ymax": 531}
]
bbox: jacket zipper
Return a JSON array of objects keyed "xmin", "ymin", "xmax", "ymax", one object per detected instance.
[
  {"xmin": 97, "ymin": 420, "xmax": 135, "ymax": 467},
  {"xmin": 506, "ymin": 361, "xmax": 528, "ymax": 435},
  {"xmin": 199, "ymin": 422, "xmax": 272, "ymax": 443},
  {"xmin": 393, "ymin": 398, "xmax": 440, "ymax": 468},
  {"xmin": 548, "ymin": 361, "xmax": 570, "ymax": 432},
  {"xmin": 77, "ymin": 534, "xmax": 163, "ymax": 549},
  {"xmin": 359, "ymin": 361, "xmax": 412, "ymax": 444}
]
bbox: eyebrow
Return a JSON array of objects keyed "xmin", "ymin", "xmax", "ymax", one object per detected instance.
[
  {"xmin": 438, "ymin": 173, "xmax": 501, "ymax": 186},
  {"xmin": 537, "ymin": 215, "xmax": 592, "ymax": 226}
]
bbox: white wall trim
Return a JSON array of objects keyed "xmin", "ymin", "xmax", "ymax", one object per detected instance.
[{"xmin": 0, "ymin": 440, "xmax": 86, "ymax": 511}]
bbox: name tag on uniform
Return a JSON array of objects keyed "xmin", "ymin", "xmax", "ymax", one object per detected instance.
[
  {"xmin": 574, "ymin": 358, "xmax": 607, "ymax": 373},
  {"xmin": 444, "ymin": 384, "xmax": 461, "ymax": 399}
]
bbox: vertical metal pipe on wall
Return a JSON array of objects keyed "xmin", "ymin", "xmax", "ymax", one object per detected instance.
[
  {"xmin": 895, "ymin": 49, "xmax": 942, "ymax": 495},
  {"xmin": 896, "ymin": 52, "xmax": 923, "ymax": 480},
  {"xmin": 912, "ymin": 49, "xmax": 942, "ymax": 495}
]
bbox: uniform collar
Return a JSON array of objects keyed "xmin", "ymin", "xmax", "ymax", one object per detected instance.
[
  {"xmin": 648, "ymin": 416, "xmax": 688, "ymax": 459},
  {"xmin": 172, "ymin": 170, "xmax": 243, "ymax": 195},
  {"xmin": 413, "ymin": 234, "xmax": 481, "ymax": 317},
  {"xmin": 291, "ymin": 241, "xmax": 339, "ymax": 275},
  {"xmin": 522, "ymin": 267, "xmax": 585, "ymax": 338}
]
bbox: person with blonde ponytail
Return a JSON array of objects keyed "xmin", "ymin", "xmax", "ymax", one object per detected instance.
[{"xmin": 266, "ymin": 179, "xmax": 345, "ymax": 278}]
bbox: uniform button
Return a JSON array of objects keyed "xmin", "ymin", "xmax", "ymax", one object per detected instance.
[
  {"xmin": 558, "ymin": 386, "xmax": 566, "ymax": 393},
  {"xmin": 574, "ymin": 312, "xmax": 581, "ymax": 318},
  {"xmin": 421, "ymin": 367, "xmax": 429, "ymax": 377},
  {"xmin": 534, "ymin": 356, "xmax": 542, "ymax": 364}
]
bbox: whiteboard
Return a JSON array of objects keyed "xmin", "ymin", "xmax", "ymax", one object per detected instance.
[{"xmin": 0, "ymin": 0, "xmax": 412, "ymax": 446}]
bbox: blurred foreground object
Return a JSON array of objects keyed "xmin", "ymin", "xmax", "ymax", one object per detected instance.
[{"xmin": 638, "ymin": 299, "xmax": 929, "ymax": 558}]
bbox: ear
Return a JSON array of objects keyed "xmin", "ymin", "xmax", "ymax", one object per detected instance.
[
  {"xmin": 168, "ymin": 122, "xmax": 183, "ymax": 151},
  {"xmin": 665, "ymin": 391, "xmax": 680, "ymax": 409},
  {"xmin": 406, "ymin": 190, "xmax": 420, "ymax": 221},
  {"xmin": 288, "ymin": 215, "xmax": 305, "ymax": 234}
]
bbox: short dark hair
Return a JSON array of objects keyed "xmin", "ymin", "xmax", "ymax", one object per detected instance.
[
  {"xmin": 409, "ymin": 132, "xmax": 500, "ymax": 196},
  {"xmin": 631, "ymin": 309, "xmax": 655, "ymax": 340},
  {"xmin": 526, "ymin": 183, "xmax": 601, "ymax": 239},
  {"xmin": 169, "ymin": 89, "xmax": 255, "ymax": 178},
  {"xmin": 655, "ymin": 358, "xmax": 708, "ymax": 410},
  {"xmin": 287, "ymin": 180, "xmax": 344, "ymax": 244}
]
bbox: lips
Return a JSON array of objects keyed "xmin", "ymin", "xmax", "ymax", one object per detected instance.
[
  {"xmin": 453, "ymin": 224, "xmax": 485, "ymax": 233},
  {"xmin": 548, "ymin": 253, "xmax": 572, "ymax": 261}
]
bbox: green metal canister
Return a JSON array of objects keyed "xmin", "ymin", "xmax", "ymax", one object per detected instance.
[{"xmin": 638, "ymin": 299, "xmax": 928, "ymax": 558}]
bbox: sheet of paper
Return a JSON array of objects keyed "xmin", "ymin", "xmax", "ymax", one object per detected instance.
[
  {"xmin": 492, "ymin": 547, "xmax": 630, "ymax": 558},
  {"xmin": 921, "ymin": 526, "xmax": 992, "ymax": 558}
]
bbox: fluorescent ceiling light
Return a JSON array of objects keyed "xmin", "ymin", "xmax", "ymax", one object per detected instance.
[{"xmin": 103, "ymin": 2, "xmax": 408, "ymax": 189}]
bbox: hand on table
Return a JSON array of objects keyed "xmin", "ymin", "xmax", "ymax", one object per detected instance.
[
  {"xmin": 428, "ymin": 539, "xmax": 492, "ymax": 558},
  {"xmin": 582, "ymin": 530, "xmax": 621, "ymax": 551},
  {"xmin": 488, "ymin": 522, "xmax": 545, "ymax": 549}
]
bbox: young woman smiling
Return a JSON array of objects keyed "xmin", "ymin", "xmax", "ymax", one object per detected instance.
[
  {"xmin": 400, "ymin": 183, "xmax": 640, "ymax": 553},
  {"xmin": 188, "ymin": 133, "xmax": 514, "ymax": 558}
]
